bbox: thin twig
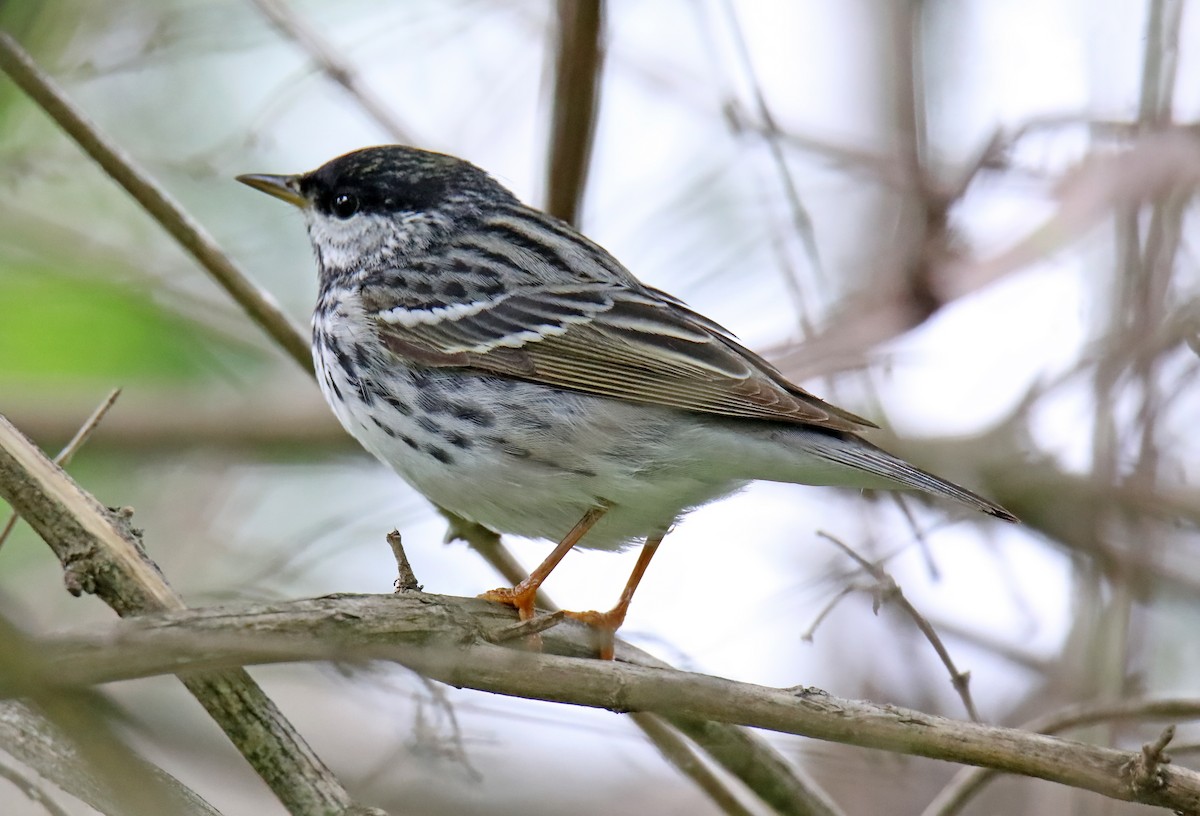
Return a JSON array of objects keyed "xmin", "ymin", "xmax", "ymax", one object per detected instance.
[
  {"xmin": 799, "ymin": 585, "xmax": 857, "ymax": 643},
  {"xmin": 817, "ymin": 531, "xmax": 981, "ymax": 723},
  {"xmin": 248, "ymin": 0, "xmax": 417, "ymax": 144},
  {"xmin": 1125, "ymin": 725, "xmax": 1175, "ymax": 796},
  {"xmin": 0, "ymin": 32, "xmax": 313, "ymax": 373},
  {"xmin": 0, "ymin": 388, "xmax": 119, "ymax": 553},
  {"xmin": 386, "ymin": 530, "xmax": 421, "ymax": 592},
  {"xmin": 716, "ymin": 0, "xmax": 823, "ymax": 284},
  {"xmin": 630, "ymin": 714, "xmax": 759, "ymax": 816}
]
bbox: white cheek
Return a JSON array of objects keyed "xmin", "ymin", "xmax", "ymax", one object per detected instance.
[
  {"xmin": 305, "ymin": 212, "xmax": 396, "ymax": 268},
  {"xmin": 303, "ymin": 210, "xmax": 449, "ymax": 269}
]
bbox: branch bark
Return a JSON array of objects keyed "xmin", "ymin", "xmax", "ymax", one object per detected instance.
[
  {"xmin": 544, "ymin": 0, "xmax": 604, "ymax": 225},
  {"xmin": 0, "ymin": 700, "xmax": 222, "ymax": 816},
  {"xmin": 23, "ymin": 592, "xmax": 1200, "ymax": 813},
  {"xmin": 0, "ymin": 412, "xmax": 380, "ymax": 815}
]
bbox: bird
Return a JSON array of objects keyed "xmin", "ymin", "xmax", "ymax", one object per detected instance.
[{"xmin": 238, "ymin": 145, "xmax": 1016, "ymax": 658}]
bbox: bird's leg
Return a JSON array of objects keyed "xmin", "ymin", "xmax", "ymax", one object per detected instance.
[
  {"xmin": 479, "ymin": 504, "xmax": 609, "ymax": 622},
  {"xmin": 564, "ymin": 532, "xmax": 665, "ymax": 660}
]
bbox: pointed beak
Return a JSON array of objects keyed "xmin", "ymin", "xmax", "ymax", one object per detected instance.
[{"xmin": 236, "ymin": 173, "xmax": 307, "ymax": 208}]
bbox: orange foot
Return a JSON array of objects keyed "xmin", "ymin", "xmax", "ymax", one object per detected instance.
[
  {"xmin": 563, "ymin": 608, "xmax": 626, "ymax": 660},
  {"xmin": 479, "ymin": 584, "xmax": 544, "ymax": 650},
  {"xmin": 479, "ymin": 584, "xmax": 537, "ymax": 620}
]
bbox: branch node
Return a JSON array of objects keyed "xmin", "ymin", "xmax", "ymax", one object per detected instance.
[
  {"xmin": 484, "ymin": 611, "xmax": 566, "ymax": 644},
  {"xmin": 109, "ymin": 505, "xmax": 144, "ymax": 546},
  {"xmin": 1124, "ymin": 724, "xmax": 1175, "ymax": 795},
  {"xmin": 62, "ymin": 556, "xmax": 93, "ymax": 597},
  {"xmin": 386, "ymin": 531, "xmax": 422, "ymax": 592}
]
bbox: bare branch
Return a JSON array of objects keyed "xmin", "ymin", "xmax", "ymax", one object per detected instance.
[
  {"xmin": 818, "ymin": 532, "xmax": 981, "ymax": 723},
  {"xmin": 925, "ymin": 699, "xmax": 1200, "ymax": 816},
  {"xmin": 23, "ymin": 594, "xmax": 1200, "ymax": 813},
  {"xmin": 439, "ymin": 500, "xmax": 842, "ymax": 814},
  {"xmin": 619, "ymin": 714, "xmax": 760, "ymax": 816},
  {"xmin": 0, "ymin": 753, "xmax": 73, "ymax": 816},
  {"xmin": 545, "ymin": 0, "xmax": 604, "ymax": 225},
  {"xmin": 248, "ymin": 0, "xmax": 417, "ymax": 144},
  {"xmin": 0, "ymin": 412, "xmax": 379, "ymax": 815},
  {"xmin": 0, "ymin": 32, "xmax": 313, "ymax": 373},
  {"xmin": 709, "ymin": 0, "xmax": 821, "ymax": 321},
  {"xmin": 386, "ymin": 530, "xmax": 422, "ymax": 592},
  {"xmin": 0, "ymin": 388, "xmax": 120, "ymax": 553},
  {"xmin": 0, "ymin": 650, "xmax": 221, "ymax": 816}
]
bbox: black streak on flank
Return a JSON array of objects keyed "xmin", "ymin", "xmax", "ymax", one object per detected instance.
[
  {"xmin": 333, "ymin": 343, "xmax": 360, "ymax": 386},
  {"xmin": 369, "ymin": 415, "xmax": 399, "ymax": 438},
  {"xmin": 353, "ymin": 342, "xmax": 371, "ymax": 371},
  {"xmin": 426, "ymin": 446, "xmax": 454, "ymax": 465},
  {"xmin": 451, "ymin": 404, "xmax": 494, "ymax": 427},
  {"xmin": 416, "ymin": 416, "xmax": 442, "ymax": 435},
  {"xmin": 445, "ymin": 432, "xmax": 472, "ymax": 450},
  {"xmin": 384, "ymin": 394, "xmax": 413, "ymax": 416}
]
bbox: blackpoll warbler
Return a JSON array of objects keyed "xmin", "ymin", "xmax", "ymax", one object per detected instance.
[{"xmin": 239, "ymin": 146, "xmax": 1015, "ymax": 658}]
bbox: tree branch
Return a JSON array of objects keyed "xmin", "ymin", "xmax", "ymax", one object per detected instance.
[
  {"xmin": 0, "ymin": 699, "xmax": 222, "ymax": 816},
  {"xmin": 0, "ymin": 31, "xmax": 313, "ymax": 373},
  {"xmin": 248, "ymin": 0, "xmax": 418, "ymax": 145},
  {"xmin": 438, "ymin": 488, "xmax": 842, "ymax": 815},
  {"xmin": 544, "ymin": 0, "xmax": 604, "ymax": 225},
  {"xmin": 23, "ymin": 592, "xmax": 1200, "ymax": 813},
  {"xmin": 924, "ymin": 698, "xmax": 1200, "ymax": 816},
  {"xmin": 0, "ymin": 412, "xmax": 380, "ymax": 815}
]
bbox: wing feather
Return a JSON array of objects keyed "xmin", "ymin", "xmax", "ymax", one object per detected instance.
[{"xmin": 365, "ymin": 281, "xmax": 876, "ymax": 432}]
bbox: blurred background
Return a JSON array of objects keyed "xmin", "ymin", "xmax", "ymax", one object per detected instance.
[{"xmin": 1, "ymin": 0, "xmax": 1199, "ymax": 813}]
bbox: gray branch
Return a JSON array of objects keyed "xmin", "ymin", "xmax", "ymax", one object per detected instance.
[
  {"xmin": 0, "ymin": 700, "xmax": 222, "ymax": 816},
  {"xmin": 0, "ymin": 411, "xmax": 381, "ymax": 815},
  {"xmin": 22, "ymin": 592, "xmax": 1200, "ymax": 813}
]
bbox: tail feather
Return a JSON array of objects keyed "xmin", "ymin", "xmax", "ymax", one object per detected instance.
[{"xmin": 813, "ymin": 433, "xmax": 1017, "ymax": 522}]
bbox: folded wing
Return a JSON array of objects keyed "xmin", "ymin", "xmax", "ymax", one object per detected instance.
[{"xmin": 363, "ymin": 280, "xmax": 875, "ymax": 433}]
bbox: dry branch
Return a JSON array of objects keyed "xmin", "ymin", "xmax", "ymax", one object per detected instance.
[
  {"xmin": 0, "ymin": 611, "xmax": 221, "ymax": 816},
  {"xmin": 545, "ymin": 0, "xmax": 604, "ymax": 224},
  {"xmin": 0, "ymin": 412, "xmax": 380, "ymax": 815},
  {"xmin": 18, "ymin": 592, "xmax": 1200, "ymax": 813},
  {"xmin": 924, "ymin": 699, "xmax": 1200, "ymax": 816},
  {"xmin": 248, "ymin": 0, "xmax": 417, "ymax": 144},
  {"xmin": 0, "ymin": 31, "xmax": 313, "ymax": 373},
  {"xmin": 0, "ymin": 699, "xmax": 221, "ymax": 816},
  {"xmin": 0, "ymin": 389, "xmax": 120, "ymax": 553}
]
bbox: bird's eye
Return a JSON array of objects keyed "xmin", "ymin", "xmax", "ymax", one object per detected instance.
[{"xmin": 331, "ymin": 192, "xmax": 359, "ymax": 219}]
